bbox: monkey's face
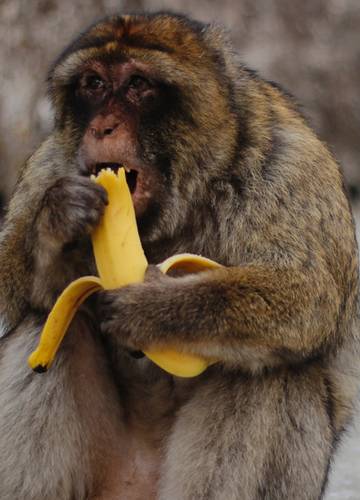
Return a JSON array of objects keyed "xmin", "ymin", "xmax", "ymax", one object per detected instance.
[
  {"xmin": 49, "ymin": 14, "xmax": 237, "ymax": 243},
  {"xmin": 76, "ymin": 60, "xmax": 167, "ymax": 219}
]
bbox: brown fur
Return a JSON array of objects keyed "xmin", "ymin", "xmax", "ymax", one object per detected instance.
[{"xmin": 0, "ymin": 12, "xmax": 358, "ymax": 500}]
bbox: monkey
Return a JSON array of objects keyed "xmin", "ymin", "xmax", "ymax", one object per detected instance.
[{"xmin": 0, "ymin": 11, "xmax": 358, "ymax": 500}]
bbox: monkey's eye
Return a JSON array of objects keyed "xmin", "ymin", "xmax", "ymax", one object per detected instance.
[
  {"xmin": 127, "ymin": 75, "xmax": 152, "ymax": 92},
  {"xmin": 126, "ymin": 75, "xmax": 154, "ymax": 104},
  {"xmin": 84, "ymin": 74, "xmax": 106, "ymax": 91},
  {"xmin": 77, "ymin": 73, "xmax": 108, "ymax": 101}
]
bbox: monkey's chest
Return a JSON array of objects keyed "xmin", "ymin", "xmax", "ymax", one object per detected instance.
[
  {"xmin": 110, "ymin": 428, "xmax": 162, "ymax": 500},
  {"xmin": 92, "ymin": 429, "xmax": 161, "ymax": 500},
  {"xmin": 92, "ymin": 405, "xmax": 167, "ymax": 500},
  {"xmin": 96, "ymin": 356, "xmax": 190, "ymax": 499}
]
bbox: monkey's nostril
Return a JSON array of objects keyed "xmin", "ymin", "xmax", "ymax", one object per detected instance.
[
  {"xmin": 90, "ymin": 127, "xmax": 115, "ymax": 139},
  {"xmin": 89, "ymin": 122, "xmax": 119, "ymax": 139}
]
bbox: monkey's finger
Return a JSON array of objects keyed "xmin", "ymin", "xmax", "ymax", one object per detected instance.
[
  {"xmin": 144, "ymin": 264, "xmax": 169, "ymax": 282},
  {"xmin": 65, "ymin": 182, "xmax": 109, "ymax": 207}
]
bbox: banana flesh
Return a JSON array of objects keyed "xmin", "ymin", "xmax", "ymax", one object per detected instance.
[
  {"xmin": 92, "ymin": 168, "xmax": 148, "ymax": 289},
  {"xmin": 28, "ymin": 169, "xmax": 220, "ymax": 376}
]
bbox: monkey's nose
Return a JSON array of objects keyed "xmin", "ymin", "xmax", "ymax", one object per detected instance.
[{"xmin": 90, "ymin": 123, "xmax": 120, "ymax": 140}]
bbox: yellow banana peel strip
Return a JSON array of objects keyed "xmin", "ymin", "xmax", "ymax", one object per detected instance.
[
  {"xmin": 28, "ymin": 277, "xmax": 102, "ymax": 372},
  {"xmin": 28, "ymin": 169, "xmax": 220, "ymax": 377}
]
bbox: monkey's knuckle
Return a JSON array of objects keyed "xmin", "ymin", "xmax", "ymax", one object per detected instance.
[{"xmin": 100, "ymin": 318, "xmax": 116, "ymax": 335}]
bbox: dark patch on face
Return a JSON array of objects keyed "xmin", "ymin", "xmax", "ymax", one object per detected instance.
[
  {"xmin": 136, "ymin": 196, "xmax": 163, "ymax": 235},
  {"xmin": 64, "ymin": 82, "xmax": 95, "ymax": 131},
  {"xmin": 136, "ymin": 82, "xmax": 196, "ymax": 179},
  {"xmin": 139, "ymin": 81, "xmax": 182, "ymax": 129}
]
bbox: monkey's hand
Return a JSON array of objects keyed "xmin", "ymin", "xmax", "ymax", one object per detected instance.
[
  {"xmin": 99, "ymin": 264, "xmax": 340, "ymax": 373},
  {"xmin": 36, "ymin": 176, "xmax": 108, "ymax": 248},
  {"xmin": 32, "ymin": 176, "xmax": 108, "ymax": 310},
  {"xmin": 99, "ymin": 265, "xmax": 224, "ymax": 353},
  {"xmin": 99, "ymin": 265, "xmax": 186, "ymax": 343}
]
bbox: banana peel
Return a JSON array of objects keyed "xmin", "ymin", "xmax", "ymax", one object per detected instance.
[{"xmin": 28, "ymin": 169, "xmax": 220, "ymax": 377}]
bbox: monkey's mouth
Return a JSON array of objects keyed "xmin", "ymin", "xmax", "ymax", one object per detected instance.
[
  {"xmin": 88, "ymin": 161, "xmax": 153, "ymax": 217},
  {"xmin": 92, "ymin": 162, "xmax": 138, "ymax": 194}
]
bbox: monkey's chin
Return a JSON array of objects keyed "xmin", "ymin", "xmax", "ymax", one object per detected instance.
[
  {"xmin": 131, "ymin": 172, "xmax": 153, "ymax": 217},
  {"xmin": 125, "ymin": 164, "xmax": 161, "ymax": 218}
]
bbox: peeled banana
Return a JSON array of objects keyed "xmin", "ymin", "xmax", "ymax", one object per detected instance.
[{"xmin": 28, "ymin": 169, "xmax": 220, "ymax": 377}]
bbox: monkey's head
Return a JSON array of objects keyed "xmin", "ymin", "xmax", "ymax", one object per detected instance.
[{"xmin": 49, "ymin": 13, "xmax": 239, "ymax": 244}]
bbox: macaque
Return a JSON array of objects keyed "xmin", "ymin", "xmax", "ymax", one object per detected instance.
[{"xmin": 0, "ymin": 12, "xmax": 358, "ymax": 500}]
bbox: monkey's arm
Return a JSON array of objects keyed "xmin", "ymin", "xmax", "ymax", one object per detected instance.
[
  {"xmin": 100, "ymin": 263, "xmax": 346, "ymax": 372},
  {"xmin": 0, "ymin": 138, "xmax": 107, "ymax": 331}
]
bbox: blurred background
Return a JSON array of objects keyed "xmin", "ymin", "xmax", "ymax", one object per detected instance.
[{"xmin": 0, "ymin": 0, "xmax": 359, "ymax": 498}]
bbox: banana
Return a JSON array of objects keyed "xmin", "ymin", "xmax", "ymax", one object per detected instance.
[
  {"xmin": 91, "ymin": 168, "xmax": 148, "ymax": 289},
  {"xmin": 28, "ymin": 169, "xmax": 220, "ymax": 377}
]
